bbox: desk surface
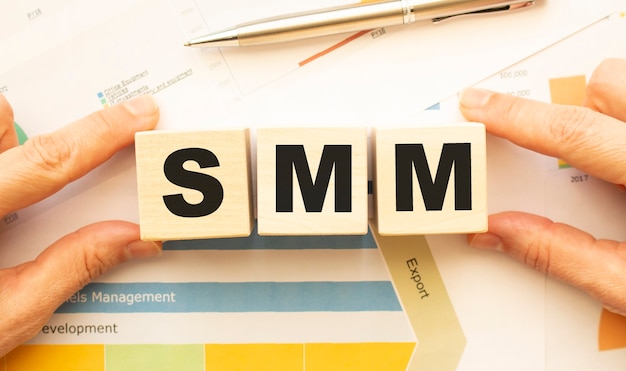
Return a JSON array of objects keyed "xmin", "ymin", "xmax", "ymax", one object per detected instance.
[{"xmin": 1, "ymin": 1, "xmax": 625, "ymax": 370}]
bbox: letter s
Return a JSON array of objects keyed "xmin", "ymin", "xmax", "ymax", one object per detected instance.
[{"xmin": 162, "ymin": 148, "xmax": 224, "ymax": 217}]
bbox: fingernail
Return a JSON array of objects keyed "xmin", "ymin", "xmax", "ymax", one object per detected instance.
[
  {"xmin": 467, "ymin": 232, "xmax": 503, "ymax": 251},
  {"xmin": 459, "ymin": 88, "xmax": 493, "ymax": 109},
  {"xmin": 126, "ymin": 240, "xmax": 162, "ymax": 259},
  {"xmin": 123, "ymin": 95, "xmax": 158, "ymax": 117}
]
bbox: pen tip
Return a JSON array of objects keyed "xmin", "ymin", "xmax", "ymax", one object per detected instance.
[{"xmin": 183, "ymin": 41, "xmax": 191, "ymax": 47}]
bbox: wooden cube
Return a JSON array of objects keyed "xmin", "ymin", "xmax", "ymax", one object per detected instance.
[
  {"xmin": 373, "ymin": 123, "xmax": 487, "ymax": 235},
  {"xmin": 256, "ymin": 128, "xmax": 368, "ymax": 236},
  {"xmin": 135, "ymin": 129, "xmax": 253, "ymax": 241}
]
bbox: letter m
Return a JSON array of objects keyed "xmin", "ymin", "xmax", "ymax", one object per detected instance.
[
  {"xmin": 395, "ymin": 143, "xmax": 472, "ymax": 211},
  {"xmin": 275, "ymin": 145, "xmax": 352, "ymax": 212}
]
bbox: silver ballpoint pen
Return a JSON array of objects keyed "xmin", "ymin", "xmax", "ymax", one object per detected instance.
[{"xmin": 184, "ymin": 0, "xmax": 535, "ymax": 48}]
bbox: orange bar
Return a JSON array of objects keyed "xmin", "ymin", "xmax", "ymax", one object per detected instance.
[
  {"xmin": 548, "ymin": 75, "xmax": 586, "ymax": 169},
  {"xmin": 299, "ymin": 30, "xmax": 370, "ymax": 67},
  {"xmin": 548, "ymin": 75, "xmax": 586, "ymax": 106},
  {"xmin": 598, "ymin": 308, "xmax": 626, "ymax": 351}
]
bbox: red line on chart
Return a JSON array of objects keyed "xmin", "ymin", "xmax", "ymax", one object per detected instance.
[{"xmin": 298, "ymin": 30, "xmax": 371, "ymax": 67}]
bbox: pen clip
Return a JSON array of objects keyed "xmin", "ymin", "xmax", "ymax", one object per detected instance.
[{"xmin": 432, "ymin": 1, "xmax": 535, "ymax": 23}]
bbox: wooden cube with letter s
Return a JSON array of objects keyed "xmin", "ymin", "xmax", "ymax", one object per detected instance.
[{"xmin": 135, "ymin": 129, "xmax": 253, "ymax": 241}]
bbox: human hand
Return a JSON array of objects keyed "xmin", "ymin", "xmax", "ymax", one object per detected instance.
[
  {"xmin": 459, "ymin": 58, "xmax": 626, "ymax": 316},
  {"xmin": 0, "ymin": 95, "xmax": 162, "ymax": 356}
]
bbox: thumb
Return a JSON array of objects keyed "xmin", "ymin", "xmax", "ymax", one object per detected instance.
[
  {"xmin": 0, "ymin": 94, "xmax": 17, "ymax": 152},
  {"xmin": 468, "ymin": 212, "xmax": 626, "ymax": 315},
  {"xmin": 583, "ymin": 58, "xmax": 626, "ymax": 122},
  {"xmin": 0, "ymin": 221, "xmax": 161, "ymax": 355}
]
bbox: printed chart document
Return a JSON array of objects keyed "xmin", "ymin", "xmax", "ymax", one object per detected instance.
[{"xmin": 0, "ymin": 0, "xmax": 625, "ymax": 369}]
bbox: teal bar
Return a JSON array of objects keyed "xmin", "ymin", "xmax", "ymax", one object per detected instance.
[{"xmin": 164, "ymin": 224, "xmax": 377, "ymax": 251}]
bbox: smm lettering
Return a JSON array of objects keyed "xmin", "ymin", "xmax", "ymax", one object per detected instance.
[{"xmin": 161, "ymin": 142, "xmax": 470, "ymax": 217}]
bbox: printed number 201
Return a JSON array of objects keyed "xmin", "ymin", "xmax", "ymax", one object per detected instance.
[{"xmin": 571, "ymin": 174, "xmax": 589, "ymax": 183}]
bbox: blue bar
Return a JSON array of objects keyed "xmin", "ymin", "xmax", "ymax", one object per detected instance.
[
  {"xmin": 57, "ymin": 281, "xmax": 401, "ymax": 313},
  {"xmin": 426, "ymin": 102, "xmax": 441, "ymax": 110},
  {"xmin": 164, "ymin": 224, "xmax": 377, "ymax": 251}
]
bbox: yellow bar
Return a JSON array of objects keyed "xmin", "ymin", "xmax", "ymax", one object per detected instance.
[
  {"xmin": 305, "ymin": 343, "xmax": 415, "ymax": 371},
  {"xmin": 204, "ymin": 344, "xmax": 303, "ymax": 371},
  {"xmin": 6, "ymin": 345, "xmax": 104, "ymax": 371}
]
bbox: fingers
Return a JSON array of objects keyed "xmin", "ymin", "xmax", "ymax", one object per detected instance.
[
  {"xmin": 459, "ymin": 87, "xmax": 626, "ymax": 185},
  {"xmin": 0, "ymin": 94, "xmax": 18, "ymax": 152},
  {"xmin": 0, "ymin": 95, "xmax": 160, "ymax": 355},
  {"xmin": 468, "ymin": 212, "xmax": 626, "ymax": 315},
  {"xmin": 0, "ymin": 95, "xmax": 159, "ymax": 216},
  {"xmin": 583, "ymin": 58, "xmax": 626, "ymax": 121},
  {"xmin": 0, "ymin": 221, "xmax": 161, "ymax": 356}
]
